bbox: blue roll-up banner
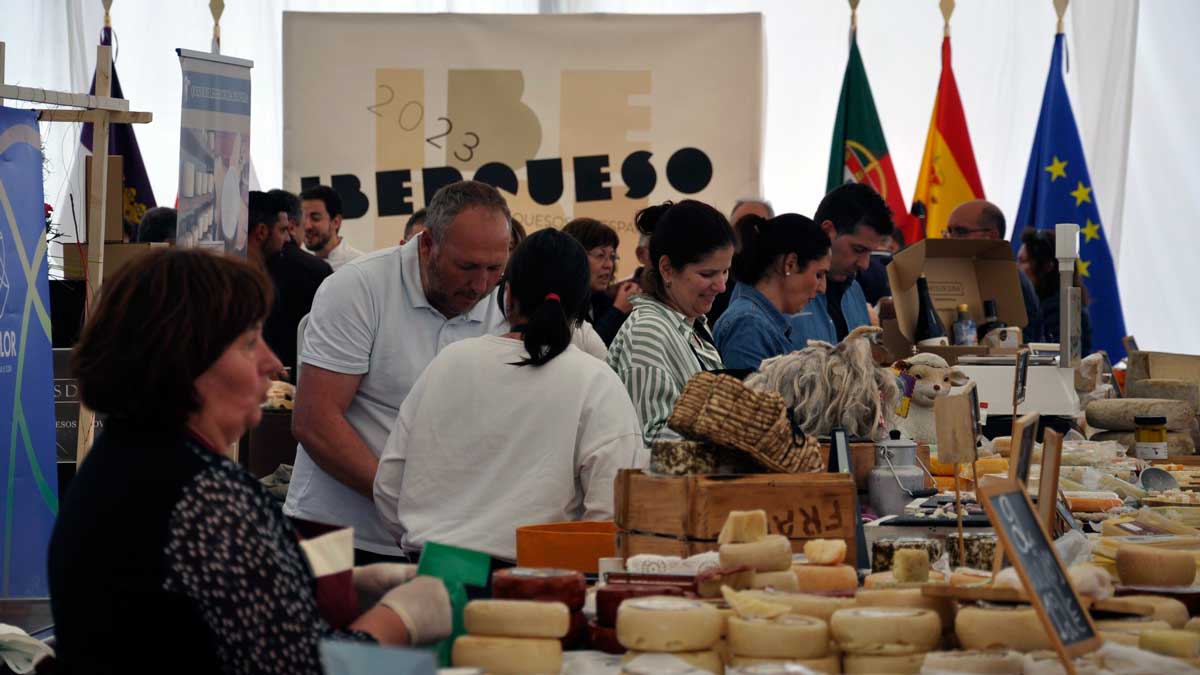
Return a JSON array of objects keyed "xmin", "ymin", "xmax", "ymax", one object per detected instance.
[{"xmin": 0, "ymin": 106, "xmax": 59, "ymax": 597}]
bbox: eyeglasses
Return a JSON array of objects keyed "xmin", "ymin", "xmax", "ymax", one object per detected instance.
[{"xmin": 588, "ymin": 249, "xmax": 620, "ymax": 264}]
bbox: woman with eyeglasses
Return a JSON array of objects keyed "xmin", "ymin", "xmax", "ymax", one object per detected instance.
[{"xmin": 562, "ymin": 217, "xmax": 641, "ymax": 346}]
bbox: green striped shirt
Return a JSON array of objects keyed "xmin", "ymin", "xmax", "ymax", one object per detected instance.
[{"xmin": 607, "ymin": 295, "xmax": 723, "ymax": 444}]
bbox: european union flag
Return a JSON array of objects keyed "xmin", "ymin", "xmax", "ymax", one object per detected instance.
[{"xmin": 1014, "ymin": 33, "xmax": 1127, "ymax": 362}]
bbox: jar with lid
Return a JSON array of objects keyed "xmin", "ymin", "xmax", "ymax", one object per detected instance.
[{"xmin": 1133, "ymin": 415, "xmax": 1168, "ymax": 460}]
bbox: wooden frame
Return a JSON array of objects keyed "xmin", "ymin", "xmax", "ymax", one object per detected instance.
[
  {"xmin": 1008, "ymin": 412, "xmax": 1040, "ymax": 488},
  {"xmin": 1012, "ymin": 347, "xmax": 1032, "ymax": 414},
  {"xmin": 1038, "ymin": 428, "xmax": 1065, "ymax": 534}
]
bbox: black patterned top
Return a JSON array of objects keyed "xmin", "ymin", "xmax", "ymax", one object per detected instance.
[{"xmin": 49, "ymin": 424, "xmax": 370, "ymax": 675}]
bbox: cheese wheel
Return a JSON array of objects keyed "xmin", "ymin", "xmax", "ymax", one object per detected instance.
[
  {"xmin": 891, "ymin": 549, "xmax": 930, "ymax": 583},
  {"xmin": 1093, "ymin": 618, "xmax": 1173, "ymax": 635},
  {"xmin": 949, "ymin": 567, "xmax": 992, "ymax": 587},
  {"xmin": 955, "ymin": 606, "xmax": 1053, "ymax": 652},
  {"xmin": 491, "ymin": 567, "xmax": 586, "ymax": 610},
  {"xmin": 719, "ymin": 510, "xmax": 769, "ymax": 545},
  {"xmin": 723, "ymin": 586, "xmax": 791, "ymax": 620},
  {"xmin": 588, "ymin": 618, "xmax": 625, "ymax": 654},
  {"xmin": 1086, "ymin": 398, "xmax": 1195, "ymax": 431},
  {"xmin": 714, "ymin": 604, "xmax": 736, "ymax": 637},
  {"xmin": 752, "ymin": 569, "xmax": 801, "ymax": 592},
  {"xmin": 728, "ymin": 654, "xmax": 842, "ymax": 673},
  {"xmin": 728, "ymin": 615, "xmax": 829, "ymax": 659},
  {"xmin": 1127, "ymin": 379, "xmax": 1200, "ymax": 414},
  {"xmin": 793, "ymin": 564, "xmax": 858, "ymax": 594},
  {"xmin": 597, "ymin": 583, "xmax": 686, "ymax": 628},
  {"xmin": 1187, "ymin": 617, "xmax": 1200, "ymax": 634},
  {"xmin": 862, "ymin": 569, "xmax": 945, "ymax": 589},
  {"xmin": 616, "ymin": 597, "xmax": 722, "ymax": 652},
  {"xmin": 959, "ymin": 457, "xmax": 1008, "ymax": 480},
  {"xmin": 621, "ymin": 649, "xmax": 723, "ymax": 674},
  {"xmin": 804, "ymin": 539, "xmax": 848, "ymax": 566},
  {"xmin": 854, "ymin": 588, "xmax": 954, "ymax": 631},
  {"xmin": 741, "ymin": 590, "xmax": 857, "ymax": 623},
  {"xmin": 842, "ymin": 652, "xmax": 925, "ymax": 674},
  {"xmin": 1119, "ymin": 595, "xmax": 1189, "ymax": 629},
  {"xmin": 463, "ymin": 600, "xmax": 570, "ymax": 639},
  {"xmin": 1100, "ymin": 631, "xmax": 1140, "ymax": 647},
  {"xmin": 829, "ymin": 607, "xmax": 940, "ymax": 655},
  {"xmin": 721, "ymin": 535, "xmax": 793, "ymax": 573},
  {"xmin": 450, "ymin": 635, "xmax": 563, "ymax": 675},
  {"xmin": 1140, "ymin": 629, "xmax": 1200, "ymax": 658},
  {"xmin": 1116, "ymin": 543, "xmax": 1196, "ymax": 587},
  {"xmin": 920, "ymin": 650, "xmax": 1025, "ymax": 674}
]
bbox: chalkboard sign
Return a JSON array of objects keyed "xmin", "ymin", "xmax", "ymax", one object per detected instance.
[
  {"xmin": 1009, "ymin": 412, "xmax": 1040, "ymax": 487},
  {"xmin": 967, "ymin": 381, "xmax": 981, "ymax": 439},
  {"xmin": 980, "ymin": 482, "xmax": 1101, "ymax": 665},
  {"xmin": 1013, "ymin": 348, "xmax": 1031, "ymax": 410}
]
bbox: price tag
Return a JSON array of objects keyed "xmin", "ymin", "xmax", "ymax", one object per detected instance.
[{"xmin": 934, "ymin": 383, "xmax": 977, "ymax": 465}]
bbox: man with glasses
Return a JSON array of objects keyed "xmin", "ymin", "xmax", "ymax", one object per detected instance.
[
  {"xmin": 790, "ymin": 183, "xmax": 894, "ymax": 346},
  {"xmin": 944, "ymin": 199, "xmax": 1043, "ymax": 342}
]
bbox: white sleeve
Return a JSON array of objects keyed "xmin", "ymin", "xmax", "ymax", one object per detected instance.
[
  {"xmin": 373, "ymin": 374, "xmax": 422, "ymax": 544},
  {"xmin": 571, "ymin": 322, "xmax": 609, "ymax": 361},
  {"xmin": 576, "ymin": 372, "xmax": 647, "ymax": 521},
  {"xmin": 301, "ymin": 265, "xmax": 375, "ymax": 375}
]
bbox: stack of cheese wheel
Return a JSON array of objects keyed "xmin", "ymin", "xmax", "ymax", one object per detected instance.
[
  {"xmin": 719, "ymin": 511, "xmax": 793, "ymax": 591},
  {"xmin": 954, "ymin": 605, "xmax": 1054, "ymax": 652},
  {"xmin": 830, "ymin": 606, "xmax": 941, "ymax": 674},
  {"xmin": 452, "ymin": 599, "xmax": 569, "ymax": 674},
  {"xmin": 590, "ymin": 582, "xmax": 685, "ymax": 654},
  {"xmin": 919, "ymin": 650, "xmax": 1026, "ymax": 674},
  {"xmin": 792, "ymin": 539, "xmax": 857, "ymax": 595},
  {"xmin": 491, "ymin": 567, "xmax": 587, "ymax": 650},
  {"xmin": 855, "ymin": 587, "xmax": 954, "ymax": 637},
  {"xmin": 616, "ymin": 596, "xmax": 724, "ymax": 674},
  {"xmin": 721, "ymin": 586, "xmax": 839, "ymax": 673}
]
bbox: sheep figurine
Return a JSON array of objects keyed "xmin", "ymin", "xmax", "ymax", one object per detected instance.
[{"xmin": 889, "ymin": 352, "xmax": 971, "ymax": 444}]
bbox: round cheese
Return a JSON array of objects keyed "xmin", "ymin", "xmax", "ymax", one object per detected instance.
[
  {"xmin": 720, "ymin": 535, "xmax": 794, "ymax": 573},
  {"xmin": 843, "ymin": 652, "xmax": 925, "ymax": 674},
  {"xmin": 1139, "ymin": 629, "xmax": 1200, "ymax": 658},
  {"xmin": 804, "ymin": 539, "xmax": 848, "ymax": 566},
  {"xmin": 462, "ymin": 600, "xmax": 569, "ymax": 639},
  {"xmin": 891, "ymin": 548, "xmax": 930, "ymax": 583},
  {"xmin": 450, "ymin": 635, "xmax": 563, "ymax": 675},
  {"xmin": 829, "ymin": 607, "xmax": 940, "ymax": 655},
  {"xmin": 793, "ymin": 564, "xmax": 858, "ymax": 594},
  {"xmin": 491, "ymin": 567, "xmax": 586, "ymax": 610},
  {"xmin": 920, "ymin": 650, "xmax": 1025, "ymax": 674},
  {"xmin": 955, "ymin": 606, "xmax": 1053, "ymax": 652},
  {"xmin": 1116, "ymin": 544, "xmax": 1197, "ymax": 587},
  {"xmin": 616, "ymin": 596, "xmax": 722, "ymax": 652},
  {"xmin": 621, "ymin": 649, "xmax": 723, "ymax": 674},
  {"xmin": 752, "ymin": 569, "xmax": 801, "ymax": 592},
  {"xmin": 741, "ymin": 589, "xmax": 857, "ymax": 623},
  {"xmin": 1187, "ymin": 616, "xmax": 1200, "ymax": 634},
  {"xmin": 727, "ymin": 653, "xmax": 842, "ymax": 672},
  {"xmin": 587, "ymin": 618, "xmax": 625, "ymax": 654},
  {"xmin": 1119, "ymin": 594, "xmax": 1189, "ymax": 629},
  {"xmin": 1093, "ymin": 618, "xmax": 1172, "ymax": 635},
  {"xmin": 597, "ymin": 583, "xmax": 686, "ymax": 628},
  {"xmin": 862, "ymin": 569, "xmax": 945, "ymax": 589},
  {"xmin": 854, "ymin": 588, "xmax": 954, "ymax": 631},
  {"xmin": 728, "ymin": 615, "xmax": 829, "ymax": 659}
]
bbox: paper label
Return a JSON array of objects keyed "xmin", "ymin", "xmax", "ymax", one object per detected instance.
[{"xmin": 1135, "ymin": 442, "xmax": 1168, "ymax": 460}]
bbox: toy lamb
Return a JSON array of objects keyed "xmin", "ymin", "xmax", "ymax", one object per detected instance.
[{"xmin": 889, "ymin": 352, "xmax": 971, "ymax": 444}]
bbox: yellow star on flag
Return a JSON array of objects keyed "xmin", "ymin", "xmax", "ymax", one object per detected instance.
[
  {"xmin": 1081, "ymin": 219, "xmax": 1101, "ymax": 243},
  {"xmin": 1070, "ymin": 181, "xmax": 1092, "ymax": 206},
  {"xmin": 1077, "ymin": 259, "xmax": 1091, "ymax": 278},
  {"xmin": 1045, "ymin": 156, "xmax": 1068, "ymax": 181}
]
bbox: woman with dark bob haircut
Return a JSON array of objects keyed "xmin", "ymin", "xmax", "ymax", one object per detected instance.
[
  {"xmin": 49, "ymin": 249, "xmax": 451, "ymax": 675},
  {"xmin": 606, "ymin": 200, "xmax": 736, "ymax": 444},
  {"xmin": 562, "ymin": 217, "xmax": 640, "ymax": 345}
]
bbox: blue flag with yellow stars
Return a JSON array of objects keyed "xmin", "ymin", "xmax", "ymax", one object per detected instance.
[{"xmin": 1014, "ymin": 33, "xmax": 1127, "ymax": 362}]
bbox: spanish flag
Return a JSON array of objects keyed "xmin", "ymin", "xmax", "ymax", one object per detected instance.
[{"xmin": 912, "ymin": 36, "xmax": 984, "ymax": 240}]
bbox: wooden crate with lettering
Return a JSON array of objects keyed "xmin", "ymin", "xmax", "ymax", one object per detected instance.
[{"xmin": 614, "ymin": 470, "xmax": 858, "ymax": 562}]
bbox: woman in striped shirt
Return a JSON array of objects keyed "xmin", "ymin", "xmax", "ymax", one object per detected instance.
[{"xmin": 607, "ymin": 200, "xmax": 736, "ymax": 444}]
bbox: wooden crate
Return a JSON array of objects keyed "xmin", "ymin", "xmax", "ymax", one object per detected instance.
[{"xmin": 614, "ymin": 470, "xmax": 858, "ymax": 561}]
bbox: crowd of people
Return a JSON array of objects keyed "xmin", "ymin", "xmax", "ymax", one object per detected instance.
[{"xmin": 49, "ymin": 177, "xmax": 1094, "ymax": 672}]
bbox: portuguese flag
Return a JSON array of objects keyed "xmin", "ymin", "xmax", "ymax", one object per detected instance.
[
  {"xmin": 912, "ymin": 36, "xmax": 985, "ymax": 239},
  {"xmin": 827, "ymin": 31, "xmax": 919, "ymax": 244}
]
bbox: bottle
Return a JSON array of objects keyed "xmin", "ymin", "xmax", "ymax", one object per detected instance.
[
  {"xmin": 914, "ymin": 275, "xmax": 948, "ymax": 346},
  {"xmin": 953, "ymin": 303, "xmax": 978, "ymax": 346},
  {"xmin": 976, "ymin": 299, "xmax": 1007, "ymax": 342}
]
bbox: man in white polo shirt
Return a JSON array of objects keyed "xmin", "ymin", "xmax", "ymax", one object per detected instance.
[{"xmin": 284, "ymin": 180, "xmax": 511, "ymax": 563}]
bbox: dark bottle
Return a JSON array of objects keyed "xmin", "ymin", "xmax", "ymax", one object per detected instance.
[
  {"xmin": 914, "ymin": 275, "xmax": 948, "ymax": 346},
  {"xmin": 977, "ymin": 299, "xmax": 1007, "ymax": 341}
]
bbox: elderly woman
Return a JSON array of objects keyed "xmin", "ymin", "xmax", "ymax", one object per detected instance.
[
  {"xmin": 606, "ymin": 200, "xmax": 736, "ymax": 444},
  {"xmin": 562, "ymin": 217, "xmax": 640, "ymax": 345},
  {"xmin": 49, "ymin": 249, "xmax": 449, "ymax": 674},
  {"xmin": 714, "ymin": 213, "xmax": 832, "ymax": 370}
]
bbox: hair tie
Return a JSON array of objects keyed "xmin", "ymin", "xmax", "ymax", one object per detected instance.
[{"xmin": 544, "ymin": 293, "xmax": 561, "ymax": 302}]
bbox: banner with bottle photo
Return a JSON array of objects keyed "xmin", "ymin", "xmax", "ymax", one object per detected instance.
[
  {"xmin": 175, "ymin": 49, "xmax": 254, "ymax": 255},
  {"xmin": 282, "ymin": 12, "xmax": 764, "ymax": 268},
  {"xmin": 0, "ymin": 107, "xmax": 59, "ymax": 597}
]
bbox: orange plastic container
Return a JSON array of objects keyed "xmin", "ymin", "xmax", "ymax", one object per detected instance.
[{"xmin": 515, "ymin": 521, "xmax": 617, "ymax": 574}]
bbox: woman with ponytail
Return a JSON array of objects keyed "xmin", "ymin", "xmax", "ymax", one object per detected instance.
[
  {"xmin": 713, "ymin": 213, "xmax": 832, "ymax": 370},
  {"xmin": 374, "ymin": 229, "xmax": 644, "ymax": 564}
]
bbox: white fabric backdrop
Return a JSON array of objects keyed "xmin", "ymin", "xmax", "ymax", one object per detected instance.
[{"xmin": 3, "ymin": 0, "xmax": 1196, "ymax": 354}]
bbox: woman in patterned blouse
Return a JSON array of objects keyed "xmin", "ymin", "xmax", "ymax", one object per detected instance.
[
  {"xmin": 49, "ymin": 249, "xmax": 451, "ymax": 675},
  {"xmin": 606, "ymin": 200, "xmax": 736, "ymax": 444}
]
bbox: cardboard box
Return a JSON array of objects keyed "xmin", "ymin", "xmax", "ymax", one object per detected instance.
[
  {"xmin": 884, "ymin": 239, "xmax": 1028, "ymax": 362},
  {"xmin": 84, "ymin": 155, "xmax": 125, "ymax": 242},
  {"xmin": 59, "ymin": 242, "xmax": 169, "ymax": 282}
]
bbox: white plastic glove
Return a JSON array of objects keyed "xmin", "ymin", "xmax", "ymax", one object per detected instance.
[
  {"xmin": 376, "ymin": 575, "xmax": 452, "ymax": 645},
  {"xmin": 351, "ymin": 563, "xmax": 418, "ymax": 610}
]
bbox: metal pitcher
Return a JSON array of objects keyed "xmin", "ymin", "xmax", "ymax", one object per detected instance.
[{"xmin": 868, "ymin": 432, "xmax": 937, "ymax": 517}]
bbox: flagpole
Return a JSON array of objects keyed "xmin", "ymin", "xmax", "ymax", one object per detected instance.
[
  {"xmin": 940, "ymin": 0, "xmax": 955, "ymax": 37},
  {"xmin": 211, "ymin": 0, "xmax": 225, "ymax": 55},
  {"xmin": 849, "ymin": 0, "xmax": 860, "ymax": 35},
  {"xmin": 1054, "ymin": 0, "xmax": 1068, "ymax": 34}
]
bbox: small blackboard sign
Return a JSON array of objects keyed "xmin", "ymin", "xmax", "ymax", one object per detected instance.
[
  {"xmin": 967, "ymin": 381, "xmax": 982, "ymax": 439},
  {"xmin": 1009, "ymin": 413, "xmax": 1040, "ymax": 487},
  {"xmin": 980, "ymin": 482, "xmax": 1101, "ymax": 668},
  {"xmin": 1013, "ymin": 348, "xmax": 1032, "ymax": 410}
]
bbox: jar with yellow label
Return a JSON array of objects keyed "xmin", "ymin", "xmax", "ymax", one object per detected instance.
[{"xmin": 1134, "ymin": 415, "xmax": 1168, "ymax": 460}]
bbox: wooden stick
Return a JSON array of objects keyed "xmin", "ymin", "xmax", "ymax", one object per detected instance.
[
  {"xmin": 1054, "ymin": 0, "xmax": 1069, "ymax": 34},
  {"xmin": 36, "ymin": 109, "xmax": 151, "ymax": 124},
  {"xmin": 954, "ymin": 467, "xmax": 966, "ymax": 567},
  {"xmin": 849, "ymin": 0, "xmax": 860, "ymax": 31},
  {"xmin": 0, "ymin": 84, "xmax": 129, "ymax": 112},
  {"xmin": 940, "ymin": 0, "xmax": 955, "ymax": 37},
  {"xmin": 211, "ymin": 0, "xmax": 225, "ymax": 54}
]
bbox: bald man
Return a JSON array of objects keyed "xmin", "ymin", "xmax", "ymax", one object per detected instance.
[
  {"xmin": 707, "ymin": 198, "xmax": 776, "ymax": 325},
  {"xmin": 945, "ymin": 199, "xmax": 1043, "ymax": 342}
]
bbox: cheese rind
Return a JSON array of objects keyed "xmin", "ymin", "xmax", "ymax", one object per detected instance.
[
  {"xmin": 954, "ymin": 606, "xmax": 1053, "ymax": 652},
  {"xmin": 1093, "ymin": 618, "xmax": 1173, "ymax": 635},
  {"xmin": 1086, "ymin": 398, "xmax": 1195, "ymax": 431},
  {"xmin": 854, "ymin": 588, "xmax": 954, "ymax": 631},
  {"xmin": 751, "ymin": 569, "xmax": 800, "ymax": 592},
  {"xmin": 450, "ymin": 635, "xmax": 563, "ymax": 675},
  {"xmin": 862, "ymin": 569, "xmax": 945, "ymax": 589},
  {"xmin": 720, "ymin": 535, "xmax": 793, "ymax": 572},
  {"xmin": 718, "ymin": 509, "xmax": 769, "ymax": 545},
  {"xmin": 462, "ymin": 600, "xmax": 570, "ymax": 639},
  {"xmin": 793, "ymin": 564, "xmax": 858, "ymax": 594},
  {"xmin": 920, "ymin": 650, "xmax": 1025, "ymax": 674},
  {"xmin": 829, "ymin": 607, "xmax": 940, "ymax": 655},
  {"xmin": 728, "ymin": 615, "xmax": 829, "ymax": 659},
  {"xmin": 1115, "ymin": 543, "xmax": 1197, "ymax": 587},
  {"xmin": 621, "ymin": 649, "xmax": 723, "ymax": 674},
  {"xmin": 740, "ymin": 589, "xmax": 856, "ymax": 622},
  {"xmin": 491, "ymin": 567, "xmax": 586, "ymax": 610},
  {"xmin": 1119, "ymin": 594, "xmax": 1189, "ymax": 629},
  {"xmin": 615, "ymin": 596, "xmax": 722, "ymax": 652},
  {"xmin": 1139, "ymin": 629, "xmax": 1200, "ymax": 658},
  {"xmin": 891, "ymin": 549, "xmax": 930, "ymax": 583},
  {"xmin": 842, "ymin": 652, "xmax": 925, "ymax": 674},
  {"xmin": 804, "ymin": 539, "xmax": 848, "ymax": 565},
  {"xmin": 597, "ymin": 583, "xmax": 685, "ymax": 628},
  {"xmin": 1186, "ymin": 617, "xmax": 1200, "ymax": 634},
  {"xmin": 1127, "ymin": 379, "xmax": 1200, "ymax": 414},
  {"xmin": 728, "ymin": 653, "xmax": 842, "ymax": 672}
]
